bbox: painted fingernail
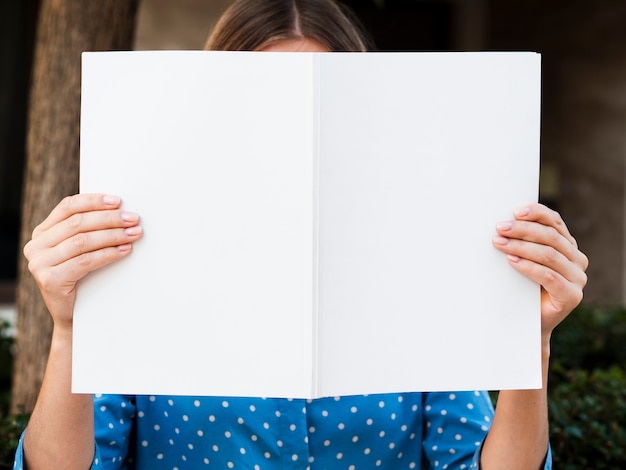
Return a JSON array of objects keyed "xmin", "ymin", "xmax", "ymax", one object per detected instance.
[
  {"xmin": 117, "ymin": 244, "xmax": 132, "ymax": 253},
  {"xmin": 121, "ymin": 211, "xmax": 139, "ymax": 222},
  {"xmin": 507, "ymin": 254, "xmax": 520, "ymax": 263},
  {"xmin": 514, "ymin": 206, "xmax": 531, "ymax": 217},
  {"xmin": 125, "ymin": 226, "xmax": 142, "ymax": 236},
  {"xmin": 496, "ymin": 222, "xmax": 513, "ymax": 231},
  {"xmin": 493, "ymin": 236, "xmax": 509, "ymax": 245},
  {"xmin": 103, "ymin": 195, "xmax": 120, "ymax": 205}
]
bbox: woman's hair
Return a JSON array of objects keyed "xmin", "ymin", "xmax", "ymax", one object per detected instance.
[{"xmin": 205, "ymin": 0, "xmax": 373, "ymax": 52}]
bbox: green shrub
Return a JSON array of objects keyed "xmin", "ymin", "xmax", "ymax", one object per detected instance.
[{"xmin": 549, "ymin": 366, "xmax": 626, "ymax": 469}]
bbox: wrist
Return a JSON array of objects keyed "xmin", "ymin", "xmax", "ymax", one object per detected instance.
[{"xmin": 51, "ymin": 323, "xmax": 74, "ymax": 347}]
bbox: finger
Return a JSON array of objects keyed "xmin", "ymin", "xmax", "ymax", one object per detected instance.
[
  {"xmin": 35, "ymin": 209, "xmax": 140, "ymax": 252},
  {"xmin": 495, "ymin": 218, "xmax": 586, "ymax": 268},
  {"xmin": 34, "ymin": 244, "xmax": 134, "ymax": 295},
  {"xmin": 504, "ymin": 256, "xmax": 585, "ymax": 314},
  {"xmin": 493, "ymin": 236, "xmax": 588, "ymax": 288},
  {"xmin": 30, "ymin": 225, "xmax": 143, "ymax": 270},
  {"xmin": 511, "ymin": 203, "xmax": 577, "ymax": 247},
  {"xmin": 33, "ymin": 194, "xmax": 122, "ymax": 237}
]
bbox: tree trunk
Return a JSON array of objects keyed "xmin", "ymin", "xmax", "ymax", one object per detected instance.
[{"xmin": 12, "ymin": 0, "xmax": 140, "ymax": 414}]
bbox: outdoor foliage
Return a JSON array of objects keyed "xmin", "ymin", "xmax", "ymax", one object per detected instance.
[
  {"xmin": 548, "ymin": 305, "xmax": 626, "ymax": 468},
  {"xmin": 549, "ymin": 366, "xmax": 626, "ymax": 469},
  {"xmin": 0, "ymin": 321, "xmax": 25, "ymax": 470},
  {"xmin": 0, "ymin": 306, "xmax": 624, "ymax": 467}
]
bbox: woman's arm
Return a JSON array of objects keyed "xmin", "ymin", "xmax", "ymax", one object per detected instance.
[
  {"xmin": 481, "ymin": 204, "xmax": 588, "ymax": 469},
  {"xmin": 21, "ymin": 194, "xmax": 143, "ymax": 470}
]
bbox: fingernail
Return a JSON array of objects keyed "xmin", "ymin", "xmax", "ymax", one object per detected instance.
[
  {"xmin": 496, "ymin": 222, "xmax": 513, "ymax": 232},
  {"xmin": 493, "ymin": 236, "xmax": 509, "ymax": 245},
  {"xmin": 125, "ymin": 226, "xmax": 142, "ymax": 236},
  {"xmin": 117, "ymin": 244, "xmax": 132, "ymax": 253},
  {"xmin": 507, "ymin": 254, "xmax": 520, "ymax": 263},
  {"xmin": 121, "ymin": 211, "xmax": 139, "ymax": 222},
  {"xmin": 514, "ymin": 206, "xmax": 530, "ymax": 217},
  {"xmin": 103, "ymin": 195, "xmax": 120, "ymax": 205}
]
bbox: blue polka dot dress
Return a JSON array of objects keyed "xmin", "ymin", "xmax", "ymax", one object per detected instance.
[{"xmin": 14, "ymin": 391, "xmax": 552, "ymax": 469}]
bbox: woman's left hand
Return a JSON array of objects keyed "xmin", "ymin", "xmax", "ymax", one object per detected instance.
[{"xmin": 492, "ymin": 203, "xmax": 588, "ymax": 343}]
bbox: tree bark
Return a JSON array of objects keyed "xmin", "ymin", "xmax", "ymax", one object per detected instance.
[{"xmin": 12, "ymin": 0, "xmax": 140, "ymax": 414}]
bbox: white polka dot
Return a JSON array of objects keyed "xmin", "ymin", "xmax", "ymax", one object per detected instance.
[
  {"xmin": 336, "ymin": 452, "xmax": 343, "ymax": 460},
  {"xmin": 222, "ymin": 400, "xmax": 229, "ymax": 408}
]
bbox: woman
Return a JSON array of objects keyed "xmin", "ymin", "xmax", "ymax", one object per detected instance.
[{"xmin": 15, "ymin": 0, "xmax": 588, "ymax": 469}]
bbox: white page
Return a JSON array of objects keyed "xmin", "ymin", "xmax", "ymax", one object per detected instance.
[
  {"xmin": 316, "ymin": 53, "xmax": 541, "ymax": 396},
  {"xmin": 75, "ymin": 51, "xmax": 541, "ymax": 398},
  {"xmin": 76, "ymin": 51, "xmax": 316, "ymax": 397}
]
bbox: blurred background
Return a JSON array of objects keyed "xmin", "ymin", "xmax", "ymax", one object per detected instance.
[{"xmin": 1, "ymin": 0, "xmax": 625, "ymax": 467}]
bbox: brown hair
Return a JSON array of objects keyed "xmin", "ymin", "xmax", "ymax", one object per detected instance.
[{"xmin": 204, "ymin": 0, "xmax": 373, "ymax": 52}]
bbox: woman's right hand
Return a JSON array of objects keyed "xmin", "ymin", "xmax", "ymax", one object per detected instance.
[{"xmin": 23, "ymin": 194, "xmax": 143, "ymax": 331}]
